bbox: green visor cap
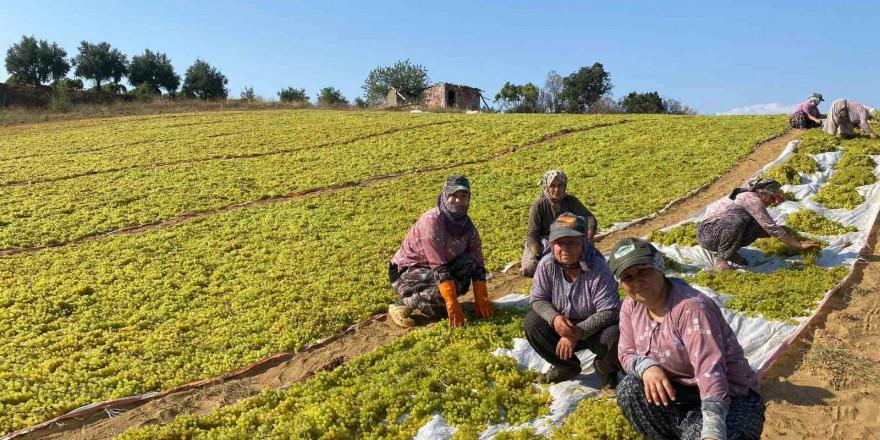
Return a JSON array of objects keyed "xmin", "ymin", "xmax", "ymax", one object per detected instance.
[{"xmin": 608, "ymin": 237, "xmax": 664, "ymax": 279}]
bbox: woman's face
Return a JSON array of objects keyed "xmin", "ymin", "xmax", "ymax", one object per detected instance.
[
  {"xmin": 758, "ymin": 192, "xmax": 780, "ymax": 207},
  {"xmin": 619, "ymin": 265, "xmax": 666, "ymax": 305},
  {"xmin": 552, "ymin": 236, "xmax": 583, "ymax": 265},
  {"xmin": 447, "ymin": 190, "xmax": 470, "ymax": 207},
  {"xmin": 547, "ymin": 178, "xmax": 566, "ymax": 201}
]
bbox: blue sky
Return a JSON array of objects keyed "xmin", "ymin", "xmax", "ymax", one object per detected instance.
[{"xmin": 2, "ymin": 0, "xmax": 877, "ymax": 114}]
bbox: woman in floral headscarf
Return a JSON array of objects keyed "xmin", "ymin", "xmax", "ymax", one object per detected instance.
[
  {"xmin": 697, "ymin": 177, "xmax": 820, "ymax": 271},
  {"xmin": 521, "ymin": 170, "xmax": 598, "ymax": 277},
  {"xmin": 388, "ymin": 174, "xmax": 493, "ymax": 328}
]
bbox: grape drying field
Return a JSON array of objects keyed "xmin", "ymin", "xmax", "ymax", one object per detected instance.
[{"xmin": 0, "ymin": 110, "xmax": 793, "ymax": 437}]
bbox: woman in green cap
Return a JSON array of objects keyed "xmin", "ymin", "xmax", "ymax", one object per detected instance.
[{"xmin": 609, "ymin": 237, "xmax": 765, "ymax": 440}]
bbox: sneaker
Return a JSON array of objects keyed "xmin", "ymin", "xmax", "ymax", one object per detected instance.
[
  {"xmin": 388, "ymin": 304, "xmax": 415, "ymax": 328},
  {"xmin": 537, "ymin": 365, "xmax": 581, "ymax": 384}
]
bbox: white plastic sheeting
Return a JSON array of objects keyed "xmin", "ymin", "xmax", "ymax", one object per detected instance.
[{"xmin": 410, "ymin": 140, "xmax": 880, "ymax": 439}]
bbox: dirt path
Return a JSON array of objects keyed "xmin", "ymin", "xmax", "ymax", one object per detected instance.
[
  {"xmin": 15, "ymin": 129, "xmax": 804, "ymax": 440},
  {"xmin": 761, "ymin": 224, "xmax": 880, "ymax": 440}
]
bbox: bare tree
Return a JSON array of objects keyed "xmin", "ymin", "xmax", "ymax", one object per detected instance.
[
  {"xmin": 539, "ymin": 70, "xmax": 563, "ymax": 113},
  {"xmin": 662, "ymin": 97, "xmax": 698, "ymax": 115}
]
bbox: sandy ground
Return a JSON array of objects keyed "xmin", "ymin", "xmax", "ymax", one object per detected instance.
[
  {"xmin": 19, "ymin": 130, "xmax": 813, "ymax": 440},
  {"xmin": 761, "ymin": 224, "xmax": 880, "ymax": 440}
]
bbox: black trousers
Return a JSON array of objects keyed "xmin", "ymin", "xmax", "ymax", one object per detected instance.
[{"xmin": 523, "ymin": 309, "xmax": 621, "ymax": 379}]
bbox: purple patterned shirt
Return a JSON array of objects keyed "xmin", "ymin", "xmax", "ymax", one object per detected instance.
[
  {"xmin": 529, "ymin": 241, "xmax": 621, "ymax": 320},
  {"xmin": 618, "ymin": 279, "xmax": 760, "ymax": 402},
  {"xmin": 391, "ymin": 207, "xmax": 485, "ymax": 270},
  {"xmin": 846, "ymin": 101, "xmax": 873, "ymax": 134},
  {"xmin": 701, "ymin": 191, "xmax": 786, "ymax": 238},
  {"xmin": 796, "ymin": 99, "xmax": 821, "ymax": 118}
]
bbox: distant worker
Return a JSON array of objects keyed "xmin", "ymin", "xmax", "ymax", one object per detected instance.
[
  {"xmin": 823, "ymin": 99, "xmax": 877, "ymax": 139},
  {"xmin": 521, "ymin": 170, "xmax": 598, "ymax": 277},
  {"xmin": 610, "ymin": 238, "xmax": 766, "ymax": 440},
  {"xmin": 388, "ymin": 174, "xmax": 493, "ymax": 328},
  {"xmin": 524, "ymin": 213, "xmax": 621, "ymax": 395},
  {"xmin": 789, "ymin": 93, "xmax": 824, "ymax": 129},
  {"xmin": 696, "ymin": 177, "xmax": 820, "ymax": 271}
]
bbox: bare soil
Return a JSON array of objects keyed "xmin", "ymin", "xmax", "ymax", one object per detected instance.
[{"xmin": 761, "ymin": 224, "xmax": 880, "ymax": 440}]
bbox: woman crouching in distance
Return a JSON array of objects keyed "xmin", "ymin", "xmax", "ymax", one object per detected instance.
[
  {"xmin": 697, "ymin": 177, "xmax": 820, "ymax": 271},
  {"xmin": 609, "ymin": 238, "xmax": 765, "ymax": 440},
  {"xmin": 524, "ymin": 213, "xmax": 621, "ymax": 396},
  {"xmin": 387, "ymin": 174, "xmax": 493, "ymax": 328}
]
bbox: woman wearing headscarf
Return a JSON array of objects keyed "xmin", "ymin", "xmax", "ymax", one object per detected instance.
[
  {"xmin": 521, "ymin": 170, "xmax": 598, "ymax": 277},
  {"xmin": 609, "ymin": 238, "xmax": 765, "ymax": 440},
  {"xmin": 823, "ymin": 99, "xmax": 877, "ymax": 139},
  {"xmin": 525, "ymin": 213, "xmax": 621, "ymax": 395},
  {"xmin": 696, "ymin": 177, "xmax": 820, "ymax": 271},
  {"xmin": 789, "ymin": 93, "xmax": 824, "ymax": 129},
  {"xmin": 388, "ymin": 174, "xmax": 493, "ymax": 328}
]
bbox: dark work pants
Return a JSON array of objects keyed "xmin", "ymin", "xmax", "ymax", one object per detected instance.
[{"xmin": 523, "ymin": 309, "xmax": 621, "ymax": 380}]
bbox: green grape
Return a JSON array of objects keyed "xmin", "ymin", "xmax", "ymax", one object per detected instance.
[
  {"xmin": 797, "ymin": 131, "xmax": 839, "ymax": 155},
  {"xmin": 835, "ymin": 153, "xmax": 877, "ymax": 170},
  {"xmin": 786, "ymin": 210, "xmax": 857, "ymax": 236},
  {"xmin": 827, "ymin": 166, "xmax": 877, "ymax": 187},
  {"xmin": 647, "ymin": 223, "xmax": 698, "ymax": 247},
  {"xmin": 813, "ymin": 184, "xmax": 865, "ymax": 209}
]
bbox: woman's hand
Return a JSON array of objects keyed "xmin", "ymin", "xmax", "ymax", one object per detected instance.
[
  {"xmin": 553, "ymin": 315, "xmax": 581, "ymax": 339},
  {"xmin": 642, "ymin": 366, "xmax": 677, "ymax": 406},
  {"xmin": 556, "ymin": 335, "xmax": 578, "ymax": 360},
  {"xmin": 800, "ymin": 240, "xmax": 822, "ymax": 250}
]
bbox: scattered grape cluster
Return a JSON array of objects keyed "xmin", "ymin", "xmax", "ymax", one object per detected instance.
[
  {"xmin": 686, "ymin": 265, "xmax": 848, "ymax": 323},
  {"xmin": 761, "ymin": 153, "xmax": 820, "ymax": 185},
  {"xmin": 115, "ymin": 308, "xmax": 552, "ymax": 440},
  {"xmin": 753, "ymin": 226, "xmax": 826, "ymax": 264},
  {"xmin": 796, "ymin": 131, "xmax": 839, "ymax": 155},
  {"xmin": 785, "ymin": 210, "xmax": 856, "ymax": 236},
  {"xmin": 647, "ymin": 223, "xmax": 698, "ymax": 247}
]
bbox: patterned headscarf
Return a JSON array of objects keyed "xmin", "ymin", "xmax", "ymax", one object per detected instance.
[
  {"xmin": 729, "ymin": 177, "xmax": 782, "ymax": 200},
  {"xmin": 539, "ymin": 170, "xmax": 568, "ymax": 201},
  {"xmin": 437, "ymin": 180, "xmax": 473, "ymax": 237}
]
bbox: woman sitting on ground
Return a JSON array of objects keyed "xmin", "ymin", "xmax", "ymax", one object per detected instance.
[
  {"xmin": 610, "ymin": 238, "xmax": 765, "ymax": 440},
  {"xmin": 696, "ymin": 177, "xmax": 820, "ymax": 271},
  {"xmin": 521, "ymin": 170, "xmax": 597, "ymax": 277},
  {"xmin": 387, "ymin": 174, "xmax": 493, "ymax": 328},
  {"xmin": 524, "ymin": 213, "xmax": 621, "ymax": 396}
]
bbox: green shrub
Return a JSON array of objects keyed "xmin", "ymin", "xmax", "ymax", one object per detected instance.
[
  {"xmin": 827, "ymin": 167, "xmax": 877, "ymax": 187},
  {"xmin": 813, "ymin": 184, "xmax": 865, "ymax": 209},
  {"xmin": 648, "ymin": 223, "xmax": 698, "ymax": 247},
  {"xmin": 786, "ymin": 210, "xmax": 857, "ymax": 236},
  {"xmin": 686, "ymin": 265, "xmax": 849, "ymax": 322},
  {"xmin": 48, "ymin": 82, "xmax": 72, "ymax": 112}
]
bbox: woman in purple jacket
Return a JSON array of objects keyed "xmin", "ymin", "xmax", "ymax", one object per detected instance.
[{"xmin": 610, "ymin": 238, "xmax": 765, "ymax": 440}]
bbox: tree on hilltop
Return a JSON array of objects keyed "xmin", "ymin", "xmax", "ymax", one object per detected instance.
[
  {"xmin": 129, "ymin": 49, "xmax": 180, "ymax": 94},
  {"xmin": 362, "ymin": 59, "xmax": 430, "ymax": 106},
  {"xmin": 73, "ymin": 41, "xmax": 129, "ymax": 90},
  {"xmin": 4, "ymin": 35, "xmax": 70, "ymax": 86},
  {"xmin": 181, "ymin": 59, "xmax": 228, "ymax": 100}
]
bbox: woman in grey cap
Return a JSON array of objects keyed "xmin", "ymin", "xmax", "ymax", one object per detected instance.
[
  {"xmin": 524, "ymin": 212, "xmax": 621, "ymax": 396},
  {"xmin": 521, "ymin": 170, "xmax": 598, "ymax": 278},
  {"xmin": 697, "ymin": 177, "xmax": 820, "ymax": 271},
  {"xmin": 388, "ymin": 174, "xmax": 493, "ymax": 328},
  {"xmin": 609, "ymin": 238, "xmax": 765, "ymax": 440}
]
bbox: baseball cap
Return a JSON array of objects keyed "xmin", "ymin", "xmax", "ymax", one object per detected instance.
[
  {"xmin": 608, "ymin": 237, "xmax": 665, "ymax": 279},
  {"xmin": 444, "ymin": 174, "xmax": 470, "ymax": 194},
  {"xmin": 810, "ymin": 93, "xmax": 824, "ymax": 102},
  {"xmin": 548, "ymin": 213, "xmax": 587, "ymax": 242}
]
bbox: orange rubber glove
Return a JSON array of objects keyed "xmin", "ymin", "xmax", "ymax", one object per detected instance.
[
  {"xmin": 473, "ymin": 281, "xmax": 493, "ymax": 319},
  {"xmin": 438, "ymin": 280, "xmax": 465, "ymax": 328}
]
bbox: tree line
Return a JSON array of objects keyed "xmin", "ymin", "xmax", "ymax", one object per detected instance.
[{"xmin": 5, "ymin": 35, "xmax": 695, "ymax": 113}]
